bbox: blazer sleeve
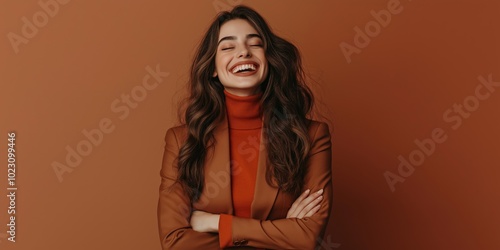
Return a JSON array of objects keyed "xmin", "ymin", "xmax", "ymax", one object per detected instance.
[
  {"xmin": 157, "ymin": 127, "xmax": 221, "ymax": 250},
  {"xmin": 227, "ymin": 122, "xmax": 333, "ymax": 249}
]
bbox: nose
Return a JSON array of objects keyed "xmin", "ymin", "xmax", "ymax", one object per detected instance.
[{"xmin": 238, "ymin": 46, "xmax": 251, "ymax": 58}]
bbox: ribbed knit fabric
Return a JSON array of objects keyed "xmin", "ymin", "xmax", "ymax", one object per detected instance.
[{"xmin": 219, "ymin": 89, "xmax": 263, "ymax": 249}]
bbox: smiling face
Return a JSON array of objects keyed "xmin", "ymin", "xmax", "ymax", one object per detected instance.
[{"xmin": 213, "ymin": 19, "xmax": 268, "ymax": 96}]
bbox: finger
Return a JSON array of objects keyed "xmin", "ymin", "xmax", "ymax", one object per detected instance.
[
  {"xmin": 298, "ymin": 195, "xmax": 322, "ymax": 218},
  {"xmin": 287, "ymin": 189, "xmax": 310, "ymax": 218},
  {"xmin": 292, "ymin": 189, "xmax": 310, "ymax": 208},
  {"xmin": 287, "ymin": 189, "xmax": 309, "ymax": 218},
  {"xmin": 304, "ymin": 204, "xmax": 321, "ymax": 218},
  {"xmin": 295, "ymin": 189, "xmax": 323, "ymax": 216}
]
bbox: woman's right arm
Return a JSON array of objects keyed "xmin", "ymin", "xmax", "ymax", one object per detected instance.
[{"xmin": 157, "ymin": 127, "xmax": 220, "ymax": 250}]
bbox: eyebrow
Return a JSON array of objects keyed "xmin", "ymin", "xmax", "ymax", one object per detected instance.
[{"xmin": 217, "ymin": 34, "xmax": 262, "ymax": 45}]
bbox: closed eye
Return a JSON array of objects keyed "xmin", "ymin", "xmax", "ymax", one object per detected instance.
[{"xmin": 221, "ymin": 47, "xmax": 234, "ymax": 51}]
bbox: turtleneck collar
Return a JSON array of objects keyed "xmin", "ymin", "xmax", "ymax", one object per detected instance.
[{"xmin": 223, "ymin": 89, "xmax": 263, "ymax": 129}]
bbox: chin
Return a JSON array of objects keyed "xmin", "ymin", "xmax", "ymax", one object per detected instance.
[{"xmin": 232, "ymin": 81, "xmax": 261, "ymax": 88}]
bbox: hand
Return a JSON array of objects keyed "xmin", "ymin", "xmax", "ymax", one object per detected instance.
[
  {"xmin": 190, "ymin": 210, "xmax": 220, "ymax": 233},
  {"xmin": 286, "ymin": 189, "xmax": 323, "ymax": 219}
]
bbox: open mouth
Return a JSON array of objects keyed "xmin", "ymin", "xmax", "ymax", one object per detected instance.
[{"xmin": 230, "ymin": 63, "xmax": 259, "ymax": 75}]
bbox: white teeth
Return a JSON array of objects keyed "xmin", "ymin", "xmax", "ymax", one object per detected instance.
[{"xmin": 232, "ymin": 64, "xmax": 256, "ymax": 73}]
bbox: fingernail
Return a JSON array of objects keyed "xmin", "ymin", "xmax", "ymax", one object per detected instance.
[
  {"xmin": 305, "ymin": 189, "xmax": 310, "ymax": 193},
  {"xmin": 317, "ymin": 196, "xmax": 323, "ymax": 200},
  {"xmin": 317, "ymin": 189, "xmax": 323, "ymax": 194}
]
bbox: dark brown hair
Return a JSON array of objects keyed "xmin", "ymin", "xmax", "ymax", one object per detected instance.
[{"xmin": 177, "ymin": 5, "xmax": 314, "ymax": 203}]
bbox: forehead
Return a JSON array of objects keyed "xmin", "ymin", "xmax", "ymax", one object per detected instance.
[{"xmin": 218, "ymin": 19, "xmax": 259, "ymax": 39}]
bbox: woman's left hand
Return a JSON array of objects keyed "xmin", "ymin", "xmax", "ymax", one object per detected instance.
[{"xmin": 190, "ymin": 210, "xmax": 220, "ymax": 233}]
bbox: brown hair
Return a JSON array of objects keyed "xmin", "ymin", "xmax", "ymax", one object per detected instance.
[{"xmin": 177, "ymin": 5, "xmax": 314, "ymax": 203}]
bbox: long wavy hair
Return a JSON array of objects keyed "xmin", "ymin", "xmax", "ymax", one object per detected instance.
[{"xmin": 177, "ymin": 5, "xmax": 314, "ymax": 203}]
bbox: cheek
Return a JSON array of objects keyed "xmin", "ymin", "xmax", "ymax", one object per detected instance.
[
  {"xmin": 214, "ymin": 55, "xmax": 222, "ymax": 71},
  {"xmin": 260, "ymin": 60, "xmax": 269, "ymax": 74},
  {"xmin": 215, "ymin": 54, "xmax": 231, "ymax": 72},
  {"xmin": 256, "ymin": 53, "xmax": 268, "ymax": 69}
]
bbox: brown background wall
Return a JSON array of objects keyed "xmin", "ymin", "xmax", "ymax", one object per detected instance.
[{"xmin": 1, "ymin": 0, "xmax": 499, "ymax": 249}]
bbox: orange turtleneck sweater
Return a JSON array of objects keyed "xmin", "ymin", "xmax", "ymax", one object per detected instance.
[{"xmin": 219, "ymin": 89, "xmax": 263, "ymax": 249}]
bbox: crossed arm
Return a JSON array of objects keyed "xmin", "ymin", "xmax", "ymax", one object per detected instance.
[{"xmin": 158, "ymin": 122, "xmax": 332, "ymax": 249}]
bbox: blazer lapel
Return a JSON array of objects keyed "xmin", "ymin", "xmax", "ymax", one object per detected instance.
[
  {"xmin": 203, "ymin": 113, "xmax": 233, "ymax": 215},
  {"xmin": 251, "ymin": 121, "xmax": 279, "ymax": 220}
]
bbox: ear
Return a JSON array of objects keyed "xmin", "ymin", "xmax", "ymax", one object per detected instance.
[{"xmin": 212, "ymin": 70, "xmax": 218, "ymax": 77}]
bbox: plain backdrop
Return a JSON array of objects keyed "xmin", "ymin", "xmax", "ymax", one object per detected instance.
[{"xmin": 1, "ymin": 0, "xmax": 499, "ymax": 249}]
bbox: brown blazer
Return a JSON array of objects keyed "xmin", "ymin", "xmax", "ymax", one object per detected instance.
[{"xmin": 157, "ymin": 114, "xmax": 333, "ymax": 250}]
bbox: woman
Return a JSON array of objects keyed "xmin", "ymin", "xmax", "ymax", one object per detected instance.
[{"xmin": 158, "ymin": 5, "xmax": 332, "ymax": 249}]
